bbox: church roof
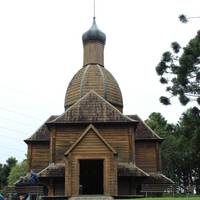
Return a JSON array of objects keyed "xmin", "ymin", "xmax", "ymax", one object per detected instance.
[
  {"xmin": 50, "ymin": 90, "xmax": 135, "ymax": 124},
  {"xmin": 127, "ymin": 115, "xmax": 163, "ymax": 141},
  {"xmin": 144, "ymin": 172, "xmax": 174, "ymax": 184},
  {"xmin": 118, "ymin": 162, "xmax": 149, "ymax": 177},
  {"xmin": 64, "ymin": 64, "xmax": 123, "ymax": 111},
  {"xmin": 82, "ymin": 17, "xmax": 106, "ymax": 45},
  {"xmin": 24, "ymin": 115, "xmax": 58, "ymax": 143}
]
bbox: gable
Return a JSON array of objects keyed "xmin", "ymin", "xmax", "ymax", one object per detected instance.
[
  {"xmin": 49, "ymin": 90, "xmax": 136, "ymax": 124},
  {"xmin": 65, "ymin": 124, "xmax": 117, "ymax": 156}
]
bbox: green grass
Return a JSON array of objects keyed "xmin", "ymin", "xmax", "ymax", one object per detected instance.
[{"xmin": 131, "ymin": 198, "xmax": 200, "ymax": 200}]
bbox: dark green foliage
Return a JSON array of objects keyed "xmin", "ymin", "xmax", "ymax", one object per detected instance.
[
  {"xmin": 160, "ymin": 96, "xmax": 171, "ymax": 105},
  {"xmin": 156, "ymin": 31, "xmax": 200, "ymax": 106},
  {"xmin": 197, "ymin": 97, "xmax": 200, "ymax": 105},
  {"xmin": 160, "ymin": 77, "xmax": 168, "ymax": 84},
  {"xmin": 196, "ymin": 72, "xmax": 200, "ymax": 81},
  {"xmin": 145, "ymin": 112, "xmax": 174, "ymax": 137},
  {"xmin": 0, "ymin": 157, "xmax": 17, "ymax": 191},
  {"xmin": 179, "ymin": 14, "xmax": 188, "ymax": 23},
  {"xmin": 171, "ymin": 42, "xmax": 181, "ymax": 53},
  {"xmin": 177, "ymin": 107, "xmax": 200, "ymax": 193},
  {"xmin": 146, "ymin": 108, "xmax": 200, "ymax": 194},
  {"xmin": 156, "ymin": 61, "xmax": 168, "ymax": 76},
  {"xmin": 8, "ymin": 159, "xmax": 28, "ymax": 186},
  {"xmin": 179, "ymin": 94, "xmax": 190, "ymax": 105},
  {"xmin": 162, "ymin": 51, "xmax": 172, "ymax": 62},
  {"xmin": 146, "ymin": 113, "xmax": 178, "ymax": 184}
]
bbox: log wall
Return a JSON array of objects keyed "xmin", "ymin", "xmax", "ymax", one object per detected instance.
[
  {"xmin": 53, "ymin": 124, "xmax": 135, "ymax": 164},
  {"xmin": 28, "ymin": 143, "xmax": 50, "ymax": 172},
  {"xmin": 54, "ymin": 126, "xmax": 87, "ymax": 163},
  {"xmin": 97, "ymin": 125, "xmax": 134, "ymax": 163},
  {"xmin": 135, "ymin": 141, "xmax": 159, "ymax": 172}
]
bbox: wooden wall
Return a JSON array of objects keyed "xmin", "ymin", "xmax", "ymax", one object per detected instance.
[
  {"xmin": 83, "ymin": 41, "xmax": 104, "ymax": 66},
  {"xmin": 52, "ymin": 124, "xmax": 135, "ymax": 165},
  {"xmin": 65, "ymin": 128, "xmax": 117, "ymax": 197},
  {"xmin": 135, "ymin": 141, "xmax": 160, "ymax": 173},
  {"xmin": 53, "ymin": 125, "xmax": 87, "ymax": 163},
  {"xmin": 28, "ymin": 122, "xmax": 134, "ymax": 175},
  {"xmin": 97, "ymin": 125, "xmax": 135, "ymax": 163},
  {"xmin": 28, "ymin": 143, "xmax": 50, "ymax": 172}
]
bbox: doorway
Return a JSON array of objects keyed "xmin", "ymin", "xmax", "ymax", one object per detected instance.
[{"xmin": 79, "ymin": 159, "xmax": 103, "ymax": 194}]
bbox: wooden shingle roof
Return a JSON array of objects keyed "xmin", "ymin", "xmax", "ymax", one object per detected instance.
[
  {"xmin": 144, "ymin": 172, "xmax": 174, "ymax": 184},
  {"xmin": 24, "ymin": 115, "xmax": 58, "ymax": 143},
  {"xmin": 127, "ymin": 115, "xmax": 163, "ymax": 141},
  {"xmin": 118, "ymin": 162, "xmax": 149, "ymax": 177},
  {"xmin": 65, "ymin": 64, "xmax": 123, "ymax": 110},
  {"xmin": 49, "ymin": 90, "xmax": 136, "ymax": 124}
]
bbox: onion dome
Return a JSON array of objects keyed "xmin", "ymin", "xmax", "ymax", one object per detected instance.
[
  {"xmin": 82, "ymin": 17, "xmax": 106, "ymax": 45},
  {"xmin": 65, "ymin": 64, "xmax": 123, "ymax": 112}
]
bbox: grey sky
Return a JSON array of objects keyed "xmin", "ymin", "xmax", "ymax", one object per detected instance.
[{"xmin": 0, "ymin": 0, "xmax": 199, "ymax": 163}]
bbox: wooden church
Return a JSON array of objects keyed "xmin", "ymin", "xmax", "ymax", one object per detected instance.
[{"xmin": 15, "ymin": 17, "xmax": 173, "ymax": 199}]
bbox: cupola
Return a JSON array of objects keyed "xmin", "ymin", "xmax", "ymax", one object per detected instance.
[
  {"xmin": 64, "ymin": 18, "xmax": 123, "ymax": 112},
  {"xmin": 82, "ymin": 17, "xmax": 106, "ymax": 66}
]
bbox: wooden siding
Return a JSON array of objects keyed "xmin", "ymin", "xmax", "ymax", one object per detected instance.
[
  {"xmin": 30, "ymin": 143, "xmax": 50, "ymax": 172},
  {"xmin": 65, "ymin": 128, "xmax": 117, "ymax": 197},
  {"xmin": 27, "ymin": 144, "xmax": 32, "ymax": 171},
  {"xmin": 97, "ymin": 125, "xmax": 134, "ymax": 163},
  {"xmin": 54, "ymin": 126, "xmax": 87, "ymax": 163},
  {"xmin": 71, "ymin": 129, "xmax": 113, "ymax": 153},
  {"xmin": 83, "ymin": 41, "xmax": 104, "ymax": 66},
  {"xmin": 53, "ymin": 124, "xmax": 135, "ymax": 164},
  {"xmin": 135, "ymin": 141, "xmax": 158, "ymax": 173}
]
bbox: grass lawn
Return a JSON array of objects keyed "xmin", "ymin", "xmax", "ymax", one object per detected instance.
[{"xmin": 131, "ymin": 198, "xmax": 200, "ymax": 200}]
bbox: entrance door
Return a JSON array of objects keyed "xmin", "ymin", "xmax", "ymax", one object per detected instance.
[{"xmin": 79, "ymin": 159, "xmax": 103, "ymax": 194}]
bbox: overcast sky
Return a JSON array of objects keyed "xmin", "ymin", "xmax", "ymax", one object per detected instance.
[{"xmin": 0, "ymin": 0, "xmax": 200, "ymax": 164}]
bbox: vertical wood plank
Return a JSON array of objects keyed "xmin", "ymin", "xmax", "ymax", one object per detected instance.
[
  {"xmin": 156, "ymin": 142, "xmax": 161, "ymax": 171},
  {"xmin": 28, "ymin": 143, "xmax": 32, "ymax": 171},
  {"xmin": 50, "ymin": 127, "xmax": 56, "ymax": 163}
]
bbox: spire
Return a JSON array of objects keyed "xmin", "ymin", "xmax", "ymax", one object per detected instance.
[{"xmin": 93, "ymin": 0, "xmax": 96, "ymax": 19}]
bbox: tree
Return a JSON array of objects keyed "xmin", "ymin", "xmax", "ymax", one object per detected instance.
[
  {"xmin": 145, "ymin": 113, "xmax": 179, "ymax": 185},
  {"xmin": 177, "ymin": 107, "xmax": 200, "ymax": 193},
  {"xmin": 156, "ymin": 31, "xmax": 200, "ymax": 106},
  {"xmin": 8, "ymin": 159, "xmax": 28, "ymax": 186},
  {"xmin": 145, "ymin": 112, "xmax": 174, "ymax": 137},
  {"xmin": 0, "ymin": 157, "xmax": 17, "ymax": 190},
  {"xmin": 146, "ymin": 109, "xmax": 200, "ymax": 194},
  {"xmin": 0, "ymin": 163, "xmax": 4, "ymax": 190}
]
